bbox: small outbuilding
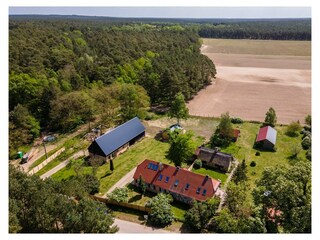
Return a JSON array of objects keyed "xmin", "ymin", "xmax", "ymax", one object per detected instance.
[
  {"xmin": 196, "ymin": 147, "xmax": 234, "ymax": 172},
  {"xmin": 88, "ymin": 117, "xmax": 145, "ymax": 163},
  {"xmin": 256, "ymin": 126, "xmax": 277, "ymax": 150}
]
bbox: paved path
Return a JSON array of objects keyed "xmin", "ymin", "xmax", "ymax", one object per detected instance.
[
  {"xmin": 114, "ymin": 219, "xmax": 171, "ymax": 234},
  {"xmin": 105, "ymin": 167, "xmax": 137, "ymax": 196},
  {"xmin": 40, "ymin": 150, "xmax": 88, "ymax": 180}
]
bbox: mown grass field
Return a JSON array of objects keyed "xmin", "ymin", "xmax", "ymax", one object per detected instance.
[
  {"xmin": 52, "ymin": 137, "xmax": 172, "ymax": 194},
  {"xmin": 221, "ymin": 122, "xmax": 308, "ymax": 193},
  {"xmin": 202, "ymin": 38, "xmax": 311, "ymax": 56}
]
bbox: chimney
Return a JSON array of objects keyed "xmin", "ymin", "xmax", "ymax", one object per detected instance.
[{"xmin": 159, "ymin": 162, "xmax": 163, "ymax": 171}]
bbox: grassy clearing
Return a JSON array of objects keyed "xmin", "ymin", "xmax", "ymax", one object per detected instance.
[
  {"xmin": 192, "ymin": 167, "xmax": 228, "ymax": 186},
  {"xmin": 29, "ymin": 147, "xmax": 61, "ymax": 169},
  {"xmin": 96, "ymin": 138, "xmax": 171, "ymax": 194},
  {"xmin": 221, "ymin": 122, "xmax": 308, "ymax": 196},
  {"xmin": 202, "ymin": 38, "xmax": 311, "ymax": 56}
]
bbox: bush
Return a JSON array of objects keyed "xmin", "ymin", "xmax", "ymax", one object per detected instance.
[
  {"xmin": 255, "ymin": 151, "xmax": 260, "ymax": 156},
  {"xmin": 301, "ymin": 136, "xmax": 311, "ymax": 150},
  {"xmin": 193, "ymin": 159, "xmax": 202, "ymax": 169},
  {"xmin": 210, "ymin": 134, "xmax": 231, "ymax": 148},
  {"xmin": 306, "ymin": 148, "xmax": 311, "ymax": 161},
  {"xmin": 286, "ymin": 121, "xmax": 302, "ymax": 137},
  {"xmin": 107, "ymin": 187, "xmax": 129, "ymax": 203},
  {"xmin": 147, "ymin": 193, "xmax": 174, "ymax": 227},
  {"xmin": 250, "ymin": 161, "xmax": 256, "ymax": 167},
  {"xmin": 231, "ymin": 117, "xmax": 244, "ymax": 124}
]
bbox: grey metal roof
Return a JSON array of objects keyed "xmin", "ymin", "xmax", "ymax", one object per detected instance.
[
  {"xmin": 266, "ymin": 126, "xmax": 277, "ymax": 145},
  {"xmin": 90, "ymin": 117, "xmax": 145, "ymax": 157}
]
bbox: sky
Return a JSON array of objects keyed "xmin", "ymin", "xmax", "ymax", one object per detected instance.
[{"xmin": 9, "ymin": 6, "xmax": 311, "ymax": 19}]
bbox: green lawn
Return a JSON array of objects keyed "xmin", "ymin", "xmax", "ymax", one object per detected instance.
[
  {"xmin": 192, "ymin": 167, "xmax": 228, "ymax": 186},
  {"xmin": 52, "ymin": 137, "xmax": 172, "ymax": 194},
  {"xmin": 221, "ymin": 122, "xmax": 308, "ymax": 193}
]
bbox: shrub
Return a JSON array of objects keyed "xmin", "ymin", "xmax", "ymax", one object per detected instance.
[
  {"xmin": 250, "ymin": 161, "xmax": 256, "ymax": 167},
  {"xmin": 107, "ymin": 187, "xmax": 129, "ymax": 203},
  {"xmin": 255, "ymin": 151, "xmax": 260, "ymax": 156},
  {"xmin": 286, "ymin": 121, "xmax": 302, "ymax": 137},
  {"xmin": 231, "ymin": 117, "xmax": 244, "ymax": 124},
  {"xmin": 193, "ymin": 159, "xmax": 202, "ymax": 169},
  {"xmin": 147, "ymin": 193, "xmax": 174, "ymax": 227},
  {"xmin": 306, "ymin": 148, "xmax": 311, "ymax": 161},
  {"xmin": 301, "ymin": 136, "xmax": 311, "ymax": 150}
]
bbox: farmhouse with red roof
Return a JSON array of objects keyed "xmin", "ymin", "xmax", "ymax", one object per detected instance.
[
  {"xmin": 132, "ymin": 159, "xmax": 221, "ymax": 204},
  {"xmin": 256, "ymin": 126, "xmax": 277, "ymax": 150}
]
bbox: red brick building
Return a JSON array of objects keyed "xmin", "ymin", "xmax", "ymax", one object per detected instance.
[{"xmin": 132, "ymin": 159, "xmax": 221, "ymax": 204}]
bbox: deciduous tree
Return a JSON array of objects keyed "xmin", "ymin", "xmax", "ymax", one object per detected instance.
[
  {"xmin": 168, "ymin": 92, "xmax": 189, "ymax": 124},
  {"xmin": 264, "ymin": 107, "xmax": 277, "ymax": 127},
  {"xmin": 167, "ymin": 130, "xmax": 196, "ymax": 166}
]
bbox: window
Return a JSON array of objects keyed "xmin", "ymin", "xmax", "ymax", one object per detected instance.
[
  {"xmin": 174, "ymin": 180, "xmax": 179, "ymax": 187},
  {"xmin": 158, "ymin": 174, "xmax": 163, "ymax": 181},
  {"xmin": 154, "ymin": 165, "xmax": 158, "ymax": 171},
  {"xmin": 196, "ymin": 187, "xmax": 201, "ymax": 194},
  {"xmin": 185, "ymin": 183, "xmax": 190, "ymax": 190},
  {"xmin": 165, "ymin": 176, "xmax": 170, "ymax": 183},
  {"xmin": 202, "ymin": 189, "xmax": 207, "ymax": 196}
]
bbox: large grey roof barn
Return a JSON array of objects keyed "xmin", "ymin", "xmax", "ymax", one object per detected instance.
[{"xmin": 88, "ymin": 117, "xmax": 145, "ymax": 161}]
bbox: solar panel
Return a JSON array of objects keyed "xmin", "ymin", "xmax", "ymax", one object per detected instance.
[
  {"xmin": 165, "ymin": 176, "xmax": 170, "ymax": 183},
  {"xmin": 148, "ymin": 163, "xmax": 152, "ymax": 169},
  {"xmin": 154, "ymin": 165, "xmax": 158, "ymax": 171},
  {"xmin": 158, "ymin": 174, "xmax": 163, "ymax": 181},
  {"xmin": 151, "ymin": 164, "xmax": 156, "ymax": 170}
]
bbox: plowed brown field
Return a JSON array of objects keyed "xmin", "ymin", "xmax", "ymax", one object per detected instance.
[{"xmin": 187, "ymin": 39, "xmax": 311, "ymax": 124}]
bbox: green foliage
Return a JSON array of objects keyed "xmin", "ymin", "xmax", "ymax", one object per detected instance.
[
  {"xmin": 306, "ymin": 148, "xmax": 311, "ymax": 161},
  {"xmin": 184, "ymin": 198, "xmax": 219, "ymax": 232},
  {"xmin": 50, "ymin": 91, "xmax": 95, "ymax": 131},
  {"xmin": 167, "ymin": 131, "xmax": 197, "ymax": 166},
  {"xmin": 117, "ymin": 83, "xmax": 150, "ymax": 121},
  {"xmin": 214, "ymin": 208, "xmax": 266, "ymax": 233},
  {"xmin": 9, "ymin": 104, "xmax": 40, "ymax": 157},
  {"xmin": 147, "ymin": 193, "xmax": 174, "ymax": 227},
  {"xmin": 232, "ymin": 159, "xmax": 248, "ymax": 184},
  {"xmin": 250, "ymin": 161, "xmax": 256, "ymax": 167},
  {"xmin": 290, "ymin": 144, "xmax": 301, "ymax": 159},
  {"xmin": 225, "ymin": 182, "xmax": 248, "ymax": 216},
  {"xmin": 108, "ymin": 187, "xmax": 129, "ymax": 203},
  {"xmin": 305, "ymin": 114, "xmax": 311, "ymax": 126},
  {"xmin": 137, "ymin": 175, "xmax": 147, "ymax": 195},
  {"xmin": 253, "ymin": 161, "xmax": 311, "ymax": 233},
  {"xmin": 168, "ymin": 92, "xmax": 189, "ymax": 124},
  {"xmin": 193, "ymin": 159, "xmax": 202, "ymax": 169},
  {"xmin": 210, "ymin": 112, "xmax": 233, "ymax": 147},
  {"xmin": 231, "ymin": 117, "xmax": 244, "ymax": 124},
  {"xmin": 255, "ymin": 151, "xmax": 260, "ymax": 156},
  {"xmin": 301, "ymin": 136, "xmax": 311, "ymax": 150},
  {"xmin": 264, "ymin": 107, "xmax": 277, "ymax": 127},
  {"xmin": 9, "ymin": 165, "xmax": 116, "ymax": 233},
  {"xmin": 286, "ymin": 121, "xmax": 302, "ymax": 137}
]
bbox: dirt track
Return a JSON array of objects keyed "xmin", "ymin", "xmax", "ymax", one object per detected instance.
[{"xmin": 188, "ymin": 44, "xmax": 311, "ymax": 124}]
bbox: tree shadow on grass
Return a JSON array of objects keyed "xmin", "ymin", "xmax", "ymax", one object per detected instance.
[
  {"xmin": 100, "ymin": 172, "xmax": 112, "ymax": 179},
  {"xmin": 128, "ymin": 194, "xmax": 142, "ymax": 203}
]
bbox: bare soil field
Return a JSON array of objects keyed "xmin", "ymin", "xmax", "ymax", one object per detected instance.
[{"xmin": 188, "ymin": 39, "xmax": 311, "ymax": 124}]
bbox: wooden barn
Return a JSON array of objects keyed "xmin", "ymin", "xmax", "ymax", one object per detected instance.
[
  {"xmin": 256, "ymin": 126, "xmax": 277, "ymax": 150},
  {"xmin": 88, "ymin": 117, "xmax": 145, "ymax": 163}
]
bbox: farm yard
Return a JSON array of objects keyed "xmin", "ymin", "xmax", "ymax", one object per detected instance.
[{"xmin": 188, "ymin": 38, "xmax": 311, "ymax": 124}]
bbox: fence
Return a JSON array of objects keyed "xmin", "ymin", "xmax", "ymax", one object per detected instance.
[
  {"xmin": 91, "ymin": 195, "xmax": 151, "ymax": 213},
  {"xmin": 28, "ymin": 147, "xmax": 66, "ymax": 175}
]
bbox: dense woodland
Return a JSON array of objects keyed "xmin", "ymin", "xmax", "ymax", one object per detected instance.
[{"xmin": 9, "ymin": 18, "xmax": 216, "ymax": 157}]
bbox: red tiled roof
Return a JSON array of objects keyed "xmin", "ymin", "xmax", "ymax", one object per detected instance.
[
  {"xmin": 233, "ymin": 129, "xmax": 240, "ymax": 138},
  {"xmin": 133, "ymin": 159, "xmax": 220, "ymax": 201},
  {"xmin": 256, "ymin": 126, "xmax": 269, "ymax": 142}
]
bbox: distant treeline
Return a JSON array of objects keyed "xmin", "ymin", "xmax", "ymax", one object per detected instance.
[{"xmin": 11, "ymin": 15, "xmax": 311, "ymax": 40}]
